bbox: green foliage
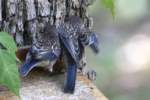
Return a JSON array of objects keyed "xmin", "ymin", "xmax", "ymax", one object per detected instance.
[
  {"xmin": 101, "ymin": 0, "xmax": 115, "ymax": 16},
  {"xmin": 0, "ymin": 32, "xmax": 17, "ymax": 59},
  {"xmin": 0, "ymin": 32, "xmax": 20, "ymax": 96}
]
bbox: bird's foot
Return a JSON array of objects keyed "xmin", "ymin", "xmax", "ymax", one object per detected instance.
[
  {"xmin": 78, "ymin": 67, "xmax": 96, "ymax": 81},
  {"xmin": 78, "ymin": 56, "xmax": 96, "ymax": 81}
]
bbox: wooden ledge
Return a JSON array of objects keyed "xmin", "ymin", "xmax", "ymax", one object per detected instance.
[{"xmin": 0, "ymin": 69, "xmax": 108, "ymax": 100}]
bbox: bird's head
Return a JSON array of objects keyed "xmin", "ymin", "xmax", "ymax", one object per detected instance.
[
  {"xmin": 65, "ymin": 16, "xmax": 85, "ymax": 33},
  {"xmin": 32, "ymin": 23, "xmax": 60, "ymax": 60}
]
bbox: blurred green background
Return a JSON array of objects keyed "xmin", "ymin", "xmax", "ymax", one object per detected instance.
[{"xmin": 86, "ymin": 0, "xmax": 150, "ymax": 100}]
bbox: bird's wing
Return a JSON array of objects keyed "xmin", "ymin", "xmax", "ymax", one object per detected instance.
[
  {"xmin": 41, "ymin": 51, "xmax": 59, "ymax": 61},
  {"xmin": 58, "ymin": 24, "xmax": 82, "ymax": 62},
  {"xmin": 60, "ymin": 35, "xmax": 80, "ymax": 63}
]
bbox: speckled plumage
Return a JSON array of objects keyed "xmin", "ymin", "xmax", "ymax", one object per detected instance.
[
  {"xmin": 58, "ymin": 16, "xmax": 85, "ymax": 62},
  {"xmin": 20, "ymin": 24, "xmax": 61, "ymax": 76},
  {"xmin": 57, "ymin": 16, "xmax": 84, "ymax": 93},
  {"xmin": 57, "ymin": 16, "xmax": 99, "ymax": 93},
  {"xmin": 32, "ymin": 24, "xmax": 61, "ymax": 59},
  {"xmin": 20, "ymin": 16, "xmax": 99, "ymax": 94}
]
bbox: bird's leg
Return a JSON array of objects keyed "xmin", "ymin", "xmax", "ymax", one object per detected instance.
[
  {"xmin": 51, "ymin": 57, "xmax": 66, "ymax": 74},
  {"xmin": 47, "ymin": 60, "xmax": 56, "ymax": 72}
]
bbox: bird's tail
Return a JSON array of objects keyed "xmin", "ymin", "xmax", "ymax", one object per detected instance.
[
  {"xmin": 20, "ymin": 58, "xmax": 38, "ymax": 77},
  {"xmin": 64, "ymin": 63, "xmax": 77, "ymax": 93},
  {"xmin": 80, "ymin": 33, "xmax": 99, "ymax": 54},
  {"xmin": 89, "ymin": 33, "xmax": 99, "ymax": 53}
]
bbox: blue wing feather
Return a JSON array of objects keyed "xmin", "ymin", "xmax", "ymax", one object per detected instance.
[
  {"xmin": 40, "ymin": 52, "xmax": 58, "ymax": 61},
  {"xmin": 60, "ymin": 36, "xmax": 80, "ymax": 62}
]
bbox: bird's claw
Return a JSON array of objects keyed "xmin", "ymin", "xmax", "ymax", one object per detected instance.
[
  {"xmin": 86, "ymin": 69, "xmax": 96, "ymax": 81},
  {"xmin": 78, "ymin": 65, "xmax": 96, "ymax": 81}
]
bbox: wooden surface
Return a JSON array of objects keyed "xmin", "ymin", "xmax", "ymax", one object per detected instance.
[{"xmin": 0, "ymin": 69, "xmax": 108, "ymax": 100}]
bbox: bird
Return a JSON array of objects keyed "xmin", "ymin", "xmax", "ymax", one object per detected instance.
[
  {"xmin": 20, "ymin": 23, "xmax": 61, "ymax": 77},
  {"xmin": 57, "ymin": 15, "xmax": 99, "ymax": 93},
  {"xmin": 19, "ymin": 16, "xmax": 99, "ymax": 94},
  {"xmin": 57, "ymin": 16, "xmax": 84, "ymax": 93}
]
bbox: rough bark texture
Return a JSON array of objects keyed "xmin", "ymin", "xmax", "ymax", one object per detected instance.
[
  {"xmin": 0, "ymin": 69, "xmax": 108, "ymax": 100},
  {"xmin": 0, "ymin": 0, "xmax": 95, "ymax": 46}
]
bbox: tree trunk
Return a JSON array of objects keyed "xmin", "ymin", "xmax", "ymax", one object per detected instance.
[{"xmin": 0, "ymin": 0, "xmax": 95, "ymax": 46}]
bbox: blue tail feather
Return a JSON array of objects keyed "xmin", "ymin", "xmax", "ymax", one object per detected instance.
[
  {"xmin": 20, "ymin": 58, "xmax": 38, "ymax": 77},
  {"xmin": 64, "ymin": 64, "xmax": 77, "ymax": 93},
  {"xmin": 89, "ymin": 33, "xmax": 99, "ymax": 53},
  {"xmin": 90, "ymin": 43, "xmax": 99, "ymax": 53}
]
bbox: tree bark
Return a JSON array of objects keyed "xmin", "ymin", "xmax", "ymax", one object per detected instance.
[{"xmin": 0, "ymin": 0, "xmax": 95, "ymax": 46}]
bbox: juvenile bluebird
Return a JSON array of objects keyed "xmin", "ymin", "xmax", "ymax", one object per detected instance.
[
  {"xmin": 57, "ymin": 16, "xmax": 99, "ymax": 93},
  {"xmin": 20, "ymin": 23, "xmax": 61, "ymax": 76}
]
